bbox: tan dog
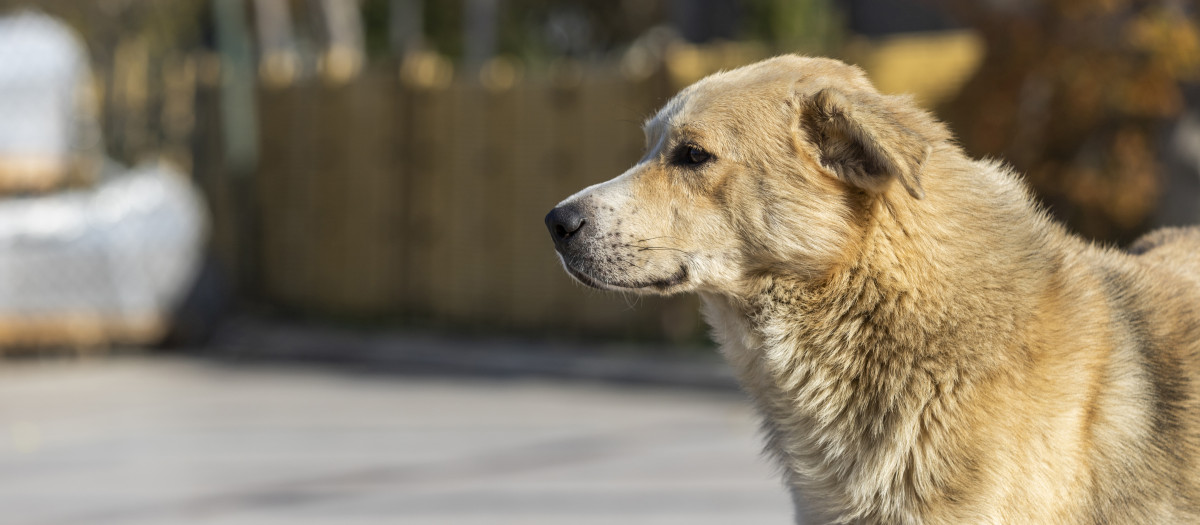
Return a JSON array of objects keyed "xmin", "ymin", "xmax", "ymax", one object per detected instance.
[{"xmin": 545, "ymin": 55, "xmax": 1200, "ymax": 524}]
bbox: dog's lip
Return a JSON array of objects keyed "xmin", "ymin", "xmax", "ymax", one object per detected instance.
[
  {"xmin": 563, "ymin": 261, "xmax": 689, "ymax": 291},
  {"xmin": 564, "ymin": 264, "xmax": 608, "ymax": 289}
]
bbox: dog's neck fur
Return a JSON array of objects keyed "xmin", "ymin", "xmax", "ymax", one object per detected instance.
[{"xmin": 701, "ymin": 155, "xmax": 1071, "ymax": 523}]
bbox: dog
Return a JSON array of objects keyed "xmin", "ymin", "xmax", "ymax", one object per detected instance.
[{"xmin": 544, "ymin": 55, "xmax": 1200, "ymax": 524}]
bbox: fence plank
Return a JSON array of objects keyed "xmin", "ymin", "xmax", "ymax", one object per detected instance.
[
  {"xmin": 288, "ymin": 81, "xmax": 322, "ymax": 308},
  {"xmin": 311, "ymin": 83, "xmax": 349, "ymax": 310},
  {"xmin": 399, "ymin": 83, "xmax": 453, "ymax": 320},
  {"xmin": 439, "ymin": 82, "xmax": 488, "ymax": 323},
  {"xmin": 481, "ymin": 81, "xmax": 520, "ymax": 325},
  {"xmin": 257, "ymin": 82, "xmax": 300, "ymax": 305},
  {"xmin": 393, "ymin": 72, "xmax": 417, "ymax": 311},
  {"xmin": 309, "ymin": 74, "xmax": 399, "ymax": 314},
  {"xmin": 504, "ymin": 81, "xmax": 561, "ymax": 328}
]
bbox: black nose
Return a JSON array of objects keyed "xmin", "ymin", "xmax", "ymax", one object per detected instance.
[{"xmin": 545, "ymin": 204, "xmax": 587, "ymax": 246}]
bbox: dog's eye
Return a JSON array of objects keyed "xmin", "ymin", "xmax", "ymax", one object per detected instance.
[{"xmin": 675, "ymin": 144, "xmax": 712, "ymax": 167}]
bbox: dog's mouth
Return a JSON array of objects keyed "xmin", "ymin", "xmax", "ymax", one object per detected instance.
[{"xmin": 561, "ymin": 260, "xmax": 689, "ymax": 292}]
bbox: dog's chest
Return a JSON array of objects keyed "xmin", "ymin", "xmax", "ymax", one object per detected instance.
[
  {"xmin": 700, "ymin": 291, "xmax": 936, "ymax": 522},
  {"xmin": 700, "ymin": 294, "xmax": 769, "ymax": 384}
]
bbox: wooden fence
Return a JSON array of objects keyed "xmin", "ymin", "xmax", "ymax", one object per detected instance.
[
  {"xmin": 168, "ymin": 32, "xmax": 987, "ymax": 345},
  {"xmin": 99, "ymin": 34, "xmax": 983, "ymax": 344},
  {"xmin": 240, "ymin": 62, "xmax": 705, "ymax": 341},
  {"xmin": 2, "ymin": 7, "xmax": 992, "ymax": 346}
]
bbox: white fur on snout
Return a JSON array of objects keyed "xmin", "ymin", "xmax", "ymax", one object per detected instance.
[
  {"xmin": 556, "ymin": 163, "xmax": 639, "ymax": 209},
  {"xmin": 553, "ymin": 163, "xmax": 694, "ymax": 293}
]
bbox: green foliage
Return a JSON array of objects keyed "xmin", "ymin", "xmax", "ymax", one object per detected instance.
[
  {"xmin": 944, "ymin": 0, "xmax": 1200, "ymax": 242},
  {"xmin": 360, "ymin": 0, "xmax": 393, "ymax": 57},
  {"xmin": 740, "ymin": 0, "xmax": 841, "ymax": 54}
]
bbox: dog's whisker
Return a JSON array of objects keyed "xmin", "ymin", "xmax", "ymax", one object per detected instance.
[
  {"xmin": 630, "ymin": 236, "xmax": 684, "ymax": 244},
  {"xmin": 616, "ymin": 242, "xmax": 687, "ymax": 253}
]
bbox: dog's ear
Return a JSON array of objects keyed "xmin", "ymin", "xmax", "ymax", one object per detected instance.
[{"xmin": 799, "ymin": 88, "xmax": 928, "ymax": 199}]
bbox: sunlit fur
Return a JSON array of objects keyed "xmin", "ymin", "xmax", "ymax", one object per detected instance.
[{"xmin": 551, "ymin": 55, "xmax": 1200, "ymax": 524}]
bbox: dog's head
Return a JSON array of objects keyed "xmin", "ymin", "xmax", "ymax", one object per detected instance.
[{"xmin": 546, "ymin": 55, "xmax": 938, "ymax": 296}]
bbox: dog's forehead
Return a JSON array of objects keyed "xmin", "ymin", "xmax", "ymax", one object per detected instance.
[
  {"xmin": 642, "ymin": 81, "xmax": 776, "ymax": 144},
  {"xmin": 643, "ymin": 55, "xmax": 871, "ymax": 138}
]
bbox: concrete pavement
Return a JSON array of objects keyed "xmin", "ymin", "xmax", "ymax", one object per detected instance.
[{"xmin": 0, "ymin": 356, "xmax": 792, "ymax": 524}]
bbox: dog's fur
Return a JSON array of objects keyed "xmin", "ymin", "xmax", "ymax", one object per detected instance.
[{"xmin": 546, "ymin": 55, "xmax": 1200, "ymax": 524}]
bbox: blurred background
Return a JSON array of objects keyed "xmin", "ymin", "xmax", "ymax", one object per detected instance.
[
  {"xmin": 0, "ymin": 0, "xmax": 1197, "ymax": 347},
  {"xmin": 0, "ymin": 1, "xmax": 1197, "ymax": 523}
]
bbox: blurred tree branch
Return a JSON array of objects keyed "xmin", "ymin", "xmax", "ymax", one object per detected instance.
[{"xmin": 940, "ymin": 0, "xmax": 1200, "ymax": 242}]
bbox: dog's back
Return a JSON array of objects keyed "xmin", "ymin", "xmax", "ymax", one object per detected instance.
[
  {"xmin": 1125, "ymin": 226, "xmax": 1200, "ymax": 342},
  {"xmin": 1071, "ymin": 227, "xmax": 1200, "ymax": 522},
  {"xmin": 1131, "ymin": 227, "xmax": 1200, "ymax": 264}
]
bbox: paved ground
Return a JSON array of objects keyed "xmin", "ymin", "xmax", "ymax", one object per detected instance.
[{"xmin": 0, "ymin": 355, "xmax": 792, "ymax": 524}]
